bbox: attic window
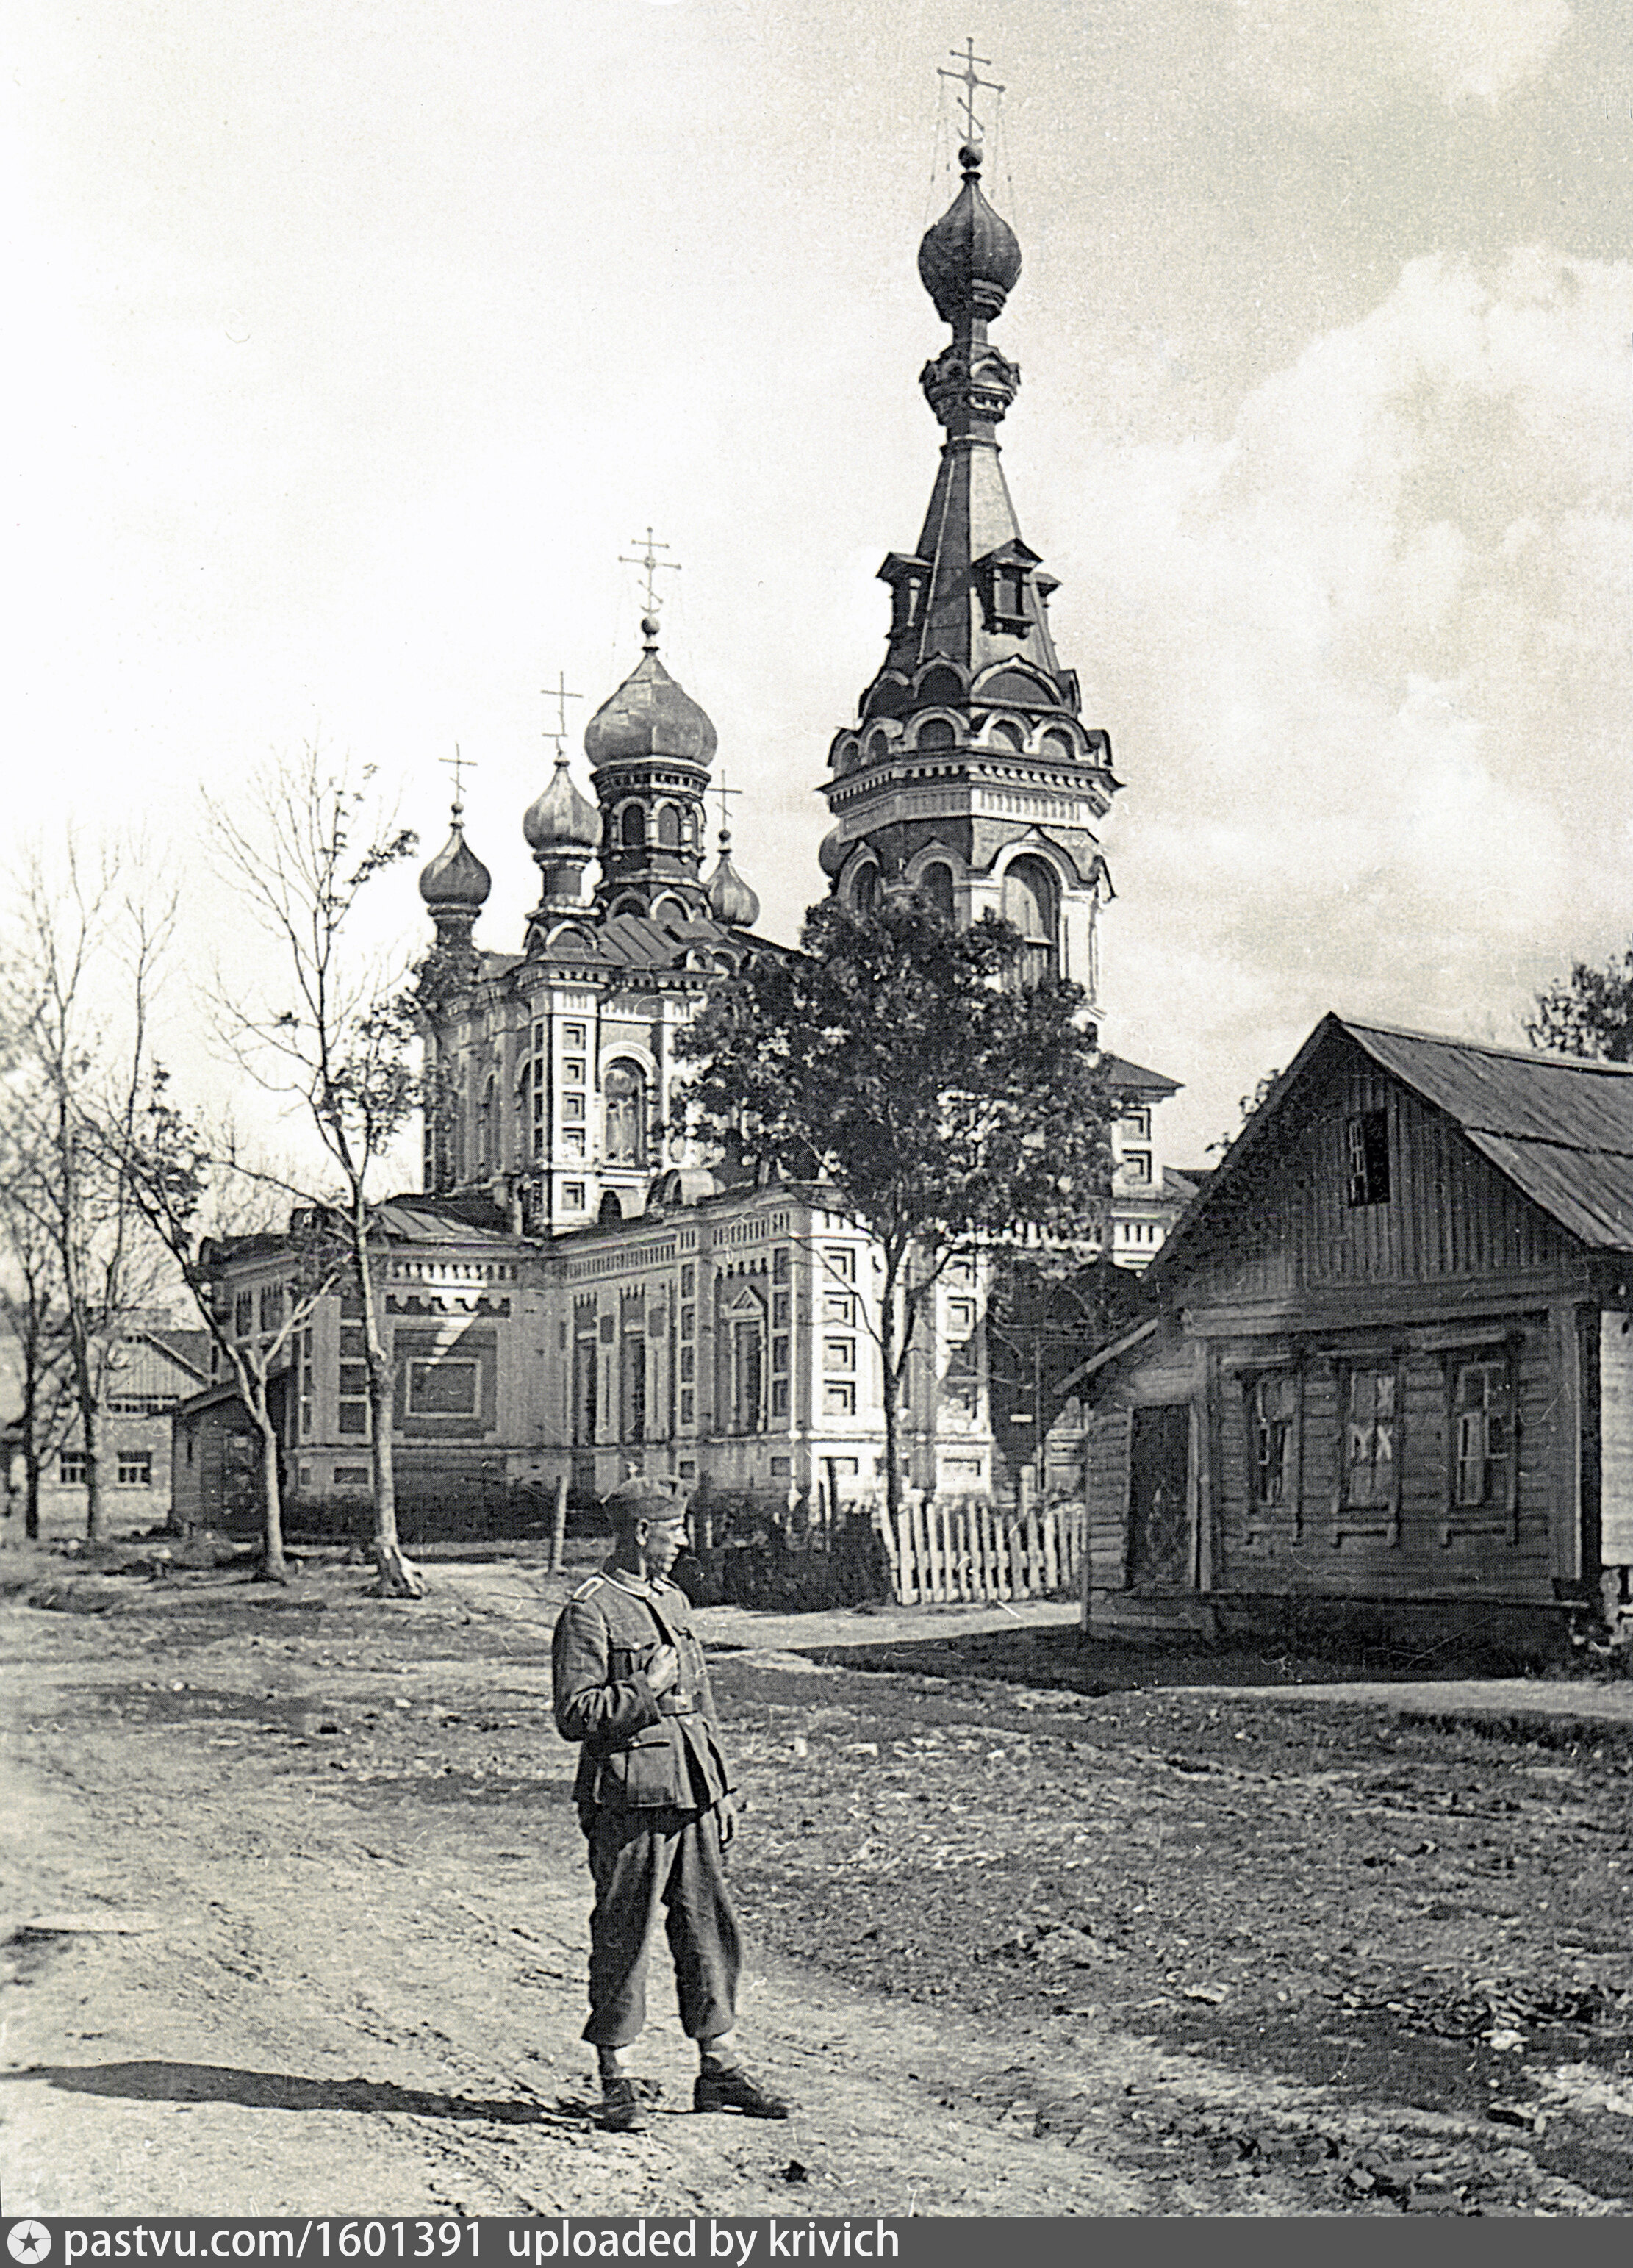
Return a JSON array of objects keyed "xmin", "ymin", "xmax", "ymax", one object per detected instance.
[
  {"xmin": 891, "ymin": 575, "xmax": 924, "ymax": 634},
  {"xmin": 1345, "ymin": 1110, "xmax": 1390, "ymax": 1207},
  {"xmin": 977, "ymin": 559, "xmax": 1032, "ymax": 636}
]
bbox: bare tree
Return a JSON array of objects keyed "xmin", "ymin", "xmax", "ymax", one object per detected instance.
[
  {"xmin": 104, "ymin": 1082, "xmax": 347, "ymax": 1582},
  {"xmin": 204, "ymin": 747, "xmax": 425, "ymax": 1597},
  {"xmin": 1, "ymin": 843, "xmax": 174, "ymax": 1543},
  {"xmin": 0, "ymin": 1072, "xmax": 74, "ymax": 1540}
]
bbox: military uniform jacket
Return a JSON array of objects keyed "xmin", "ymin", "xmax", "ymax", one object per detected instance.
[{"xmin": 551, "ymin": 1562, "xmax": 733, "ymax": 1817}]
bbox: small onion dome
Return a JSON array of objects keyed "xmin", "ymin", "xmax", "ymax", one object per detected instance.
[
  {"xmin": 818, "ymin": 825, "xmax": 848, "ymax": 878},
  {"xmin": 584, "ymin": 619, "xmax": 719, "ymax": 770},
  {"xmin": 916, "ymin": 142, "xmax": 1022, "ymax": 326},
  {"xmin": 706, "ymin": 829, "xmax": 760, "ymax": 927},
  {"xmin": 418, "ymin": 816, "xmax": 492, "ymax": 909},
  {"xmin": 523, "ymin": 756, "xmax": 602, "ymax": 853}
]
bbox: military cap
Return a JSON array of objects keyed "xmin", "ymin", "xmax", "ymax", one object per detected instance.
[{"xmin": 603, "ymin": 1475, "xmax": 689, "ymax": 1529}]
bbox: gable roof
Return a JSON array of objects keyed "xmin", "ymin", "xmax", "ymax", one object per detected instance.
[
  {"xmin": 1149, "ymin": 1011, "xmax": 1633, "ymax": 1280},
  {"xmin": 1102, "ymin": 1052, "xmax": 1182, "ymax": 1099}
]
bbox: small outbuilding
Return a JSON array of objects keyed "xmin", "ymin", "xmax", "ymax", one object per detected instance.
[{"xmin": 1077, "ymin": 1014, "xmax": 1633, "ymax": 1662}]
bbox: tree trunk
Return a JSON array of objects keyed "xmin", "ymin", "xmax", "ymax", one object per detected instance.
[
  {"xmin": 83, "ymin": 1393, "xmax": 104, "ymax": 1545},
  {"xmin": 24, "ymin": 1450, "xmax": 41, "ymax": 1543},
  {"xmin": 349, "ymin": 1216, "xmax": 423, "ymax": 1600},
  {"xmin": 549, "ymin": 1471, "xmax": 570, "ymax": 1573},
  {"xmin": 252, "ymin": 1403, "xmax": 289, "ymax": 1585},
  {"xmin": 880, "ymin": 1278, "xmax": 902, "ymax": 1550}
]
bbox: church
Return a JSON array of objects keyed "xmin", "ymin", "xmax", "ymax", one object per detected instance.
[{"xmin": 179, "ymin": 123, "xmax": 1186, "ymax": 1535}]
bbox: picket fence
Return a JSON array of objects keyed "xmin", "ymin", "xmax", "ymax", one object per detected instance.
[{"xmin": 873, "ymin": 1494, "xmax": 1085, "ymax": 1606}]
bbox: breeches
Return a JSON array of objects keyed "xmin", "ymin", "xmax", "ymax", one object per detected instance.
[{"xmin": 582, "ymin": 1802, "xmax": 742, "ymax": 2048}]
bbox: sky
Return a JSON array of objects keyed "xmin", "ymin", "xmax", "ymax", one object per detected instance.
[{"xmin": 5, "ymin": 0, "xmax": 1632, "ymax": 1171}]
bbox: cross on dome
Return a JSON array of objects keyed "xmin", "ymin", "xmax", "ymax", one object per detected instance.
[
  {"xmin": 619, "ymin": 528, "xmax": 681, "ymax": 622},
  {"xmin": 541, "ymin": 671, "xmax": 583, "ymax": 756},
  {"xmin": 938, "ymin": 36, "xmax": 1004, "ymax": 150},
  {"xmin": 438, "ymin": 744, "xmax": 477, "ymax": 822}
]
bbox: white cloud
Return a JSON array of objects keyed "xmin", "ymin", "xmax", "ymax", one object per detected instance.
[
  {"xmin": 1232, "ymin": 0, "xmax": 1573, "ymax": 111},
  {"xmin": 1089, "ymin": 246, "xmax": 1633, "ymax": 1159}
]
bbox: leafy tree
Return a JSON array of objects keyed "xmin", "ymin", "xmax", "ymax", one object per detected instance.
[
  {"xmin": 205, "ymin": 748, "xmax": 426, "ymax": 1596},
  {"xmin": 1209, "ymin": 1064, "xmax": 1282, "ymax": 1156},
  {"xmin": 1528, "ymin": 949, "xmax": 1633, "ymax": 1061},
  {"xmin": 677, "ymin": 897, "xmax": 1112, "ymax": 1534}
]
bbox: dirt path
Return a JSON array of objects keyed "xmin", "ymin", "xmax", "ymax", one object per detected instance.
[{"xmin": 2, "ymin": 1554, "xmax": 1630, "ymax": 2217}]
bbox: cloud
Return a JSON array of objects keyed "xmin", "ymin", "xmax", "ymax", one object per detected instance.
[
  {"xmin": 1083, "ymin": 246, "xmax": 1633, "ymax": 1155},
  {"xmin": 1232, "ymin": 0, "xmax": 1573, "ymax": 111}
]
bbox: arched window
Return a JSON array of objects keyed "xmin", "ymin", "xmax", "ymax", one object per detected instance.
[
  {"xmin": 990, "ymin": 719, "xmax": 1025, "ymax": 750},
  {"xmin": 717, "ymin": 1284, "xmax": 767, "ymax": 1435},
  {"xmin": 656, "ymin": 803, "xmax": 681, "ymax": 849},
  {"xmin": 916, "ymin": 717, "xmax": 956, "ymax": 750},
  {"xmin": 852, "ymin": 863, "xmax": 881, "ymax": 919},
  {"xmin": 604, "ymin": 1062, "xmax": 647, "ymax": 1164},
  {"xmin": 620, "ymin": 803, "xmax": 645, "ymax": 850},
  {"xmin": 599, "ymin": 1189, "xmax": 626, "ymax": 1224},
  {"xmin": 919, "ymin": 862, "xmax": 955, "ymax": 921},
  {"xmin": 1002, "ymin": 856, "xmax": 1060, "ymax": 985},
  {"xmin": 652, "ymin": 894, "xmax": 690, "ymax": 925}
]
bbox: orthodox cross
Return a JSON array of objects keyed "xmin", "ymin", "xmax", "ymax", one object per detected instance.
[
  {"xmin": 939, "ymin": 37, "xmax": 1004, "ymax": 143},
  {"xmin": 713, "ymin": 772, "xmax": 744, "ymax": 840},
  {"xmin": 620, "ymin": 527, "xmax": 681, "ymax": 617},
  {"xmin": 439, "ymin": 744, "xmax": 476, "ymax": 820},
  {"xmin": 541, "ymin": 671, "xmax": 582, "ymax": 756}
]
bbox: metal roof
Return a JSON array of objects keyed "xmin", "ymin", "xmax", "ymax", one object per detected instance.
[{"xmin": 1343, "ymin": 1021, "xmax": 1633, "ymax": 1254}]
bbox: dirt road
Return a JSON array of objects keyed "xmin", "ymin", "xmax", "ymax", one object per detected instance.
[{"xmin": 2, "ymin": 1548, "xmax": 1631, "ymax": 2217}]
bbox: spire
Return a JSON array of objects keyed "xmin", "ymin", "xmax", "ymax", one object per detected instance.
[{"xmin": 819, "ymin": 68, "xmax": 1119, "ymax": 1011}]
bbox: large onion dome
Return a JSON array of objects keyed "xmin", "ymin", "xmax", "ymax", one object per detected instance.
[
  {"xmin": 705, "ymin": 828, "xmax": 760, "ymax": 928},
  {"xmin": 916, "ymin": 143, "xmax": 1022, "ymax": 325},
  {"xmin": 418, "ymin": 816, "xmax": 492, "ymax": 910},
  {"xmin": 523, "ymin": 756, "xmax": 601, "ymax": 853},
  {"xmin": 584, "ymin": 617, "xmax": 717, "ymax": 770}
]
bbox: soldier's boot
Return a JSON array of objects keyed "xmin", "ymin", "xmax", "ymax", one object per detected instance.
[
  {"xmin": 692, "ymin": 2064, "xmax": 792, "ymax": 2119},
  {"xmin": 598, "ymin": 2076, "xmax": 649, "ymax": 2134}
]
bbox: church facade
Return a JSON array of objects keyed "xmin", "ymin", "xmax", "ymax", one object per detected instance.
[{"xmin": 181, "ymin": 132, "xmax": 1182, "ymax": 1532}]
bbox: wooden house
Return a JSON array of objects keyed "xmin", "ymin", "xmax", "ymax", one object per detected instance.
[{"xmin": 1077, "ymin": 1015, "xmax": 1633, "ymax": 1662}]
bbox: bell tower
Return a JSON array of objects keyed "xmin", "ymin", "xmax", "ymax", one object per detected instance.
[{"xmin": 819, "ymin": 104, "xmax": 1117, "ymax": 1000}]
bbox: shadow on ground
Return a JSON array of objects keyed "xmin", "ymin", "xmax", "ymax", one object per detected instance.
[
  {"xmin": 795, "ymin": 1622, "xmax": 1607, "ymax": 1695},
  {"xmin": 0, "ymin": 2061, "xmax": 578, "ymax": 2125}
]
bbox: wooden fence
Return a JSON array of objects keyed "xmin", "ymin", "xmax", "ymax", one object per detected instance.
[{"xmin": 875, "ymin": 1495, "xmax": 1085, "ymax": 1606}]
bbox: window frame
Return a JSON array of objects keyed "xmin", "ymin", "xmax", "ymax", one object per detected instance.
[
  {"xmin": 1440, "ymin": 1339, "xmax": 1521, "ymax": 1546},
  {"xmin": 1335, "ymin": 1355, "xmax": 1403, "ymax": 1545}
]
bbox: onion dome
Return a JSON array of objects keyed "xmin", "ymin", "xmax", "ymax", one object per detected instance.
[
  {"xmin": 705, "ymin": 828, "xmax": 760, "ymax": 928},
  {"xmin": 523, "ymin": 756, "xmax": 602, "ymax": 853},
  {"xmin": 418, "ymin": 814, "xmax": 492, "ymax": 910},
  {"xmin": 916, "ymin": 143, "xmax": 1022, "ymax": 326},
  {"xmin": 818, "ymin": 825, "xmax": 848, "ymax": 879},
  {"xmin": 584, "ymin": 617, "xmax": 717, "ymax": 770}
]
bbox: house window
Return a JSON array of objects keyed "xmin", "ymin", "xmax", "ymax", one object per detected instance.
[
  {"xmin": 680, "ymin": 1304, "xmax": 695, "ymax": 1339},
  {"xmin": 1122, "ymin": 1152, "xmax": 1152, "ymax": 1183},
  {"xmin": 823, "ymin": 1380, "xmax": 856, "ymax": 1418},
  {"xmin": 1249, "ymin": 1374, "xmax": 1299, "ymax": 1508},
  {"xmin": 919, "ymin": 861, "xmax": 955, "ymax": 921},
  {"xmin": 565, "ymin": 1057, "xmax": 585, "ymax": 1085},
  {"xmin": 680, "ymin": 1345, "xmax": 695, "ymax": 1384},
  {"xmin": 680, "ymin": 1390, "xmax": 695, "ymax": 1428},
  {"xmin": 1345, "ymin": 1109, "xmax": 1390, "ymax": 1207},
  {"xmin": 117, "ymin": 1450, "xmax": 153, "ymax": 1487},
  {"xmin": 406, "ymin": 1358, "xmax": 479, "ymax": 1418},
  {"xmin": 337, "ymin": 1402, "xmax": 369, "ymax": 1437},
  {"xmin": 234, "ymin": 1292, "xmax": 254, "ymax": 1338},
  {"xmin": 772, "ymin": 1248, "xmax": 790, "ymax": 1283},
  {"xmin": 772, "ymin": 1335, "xmax": 790, "ymax": 1372},
  {"xmin": 823, "ymin": 1246, "xmax": 855, "ymax": 1281},
  {"xmin": 1120, "ymin": 1108, "xmax": 1151, "ymax": 1141},
  {"xmin": 1343, "ymin": 1367, "xmax": 1397, "ymax": 1509},
  {"xmin": 1453, "ymin": 1354, "xmax": 1513, "ymax": 1508},
  {"xmin": 334, "ymin": 1465, "xmax": 370, "ymax": 1488},
  {"xmin": 823, "ymin": 1338, "xmax": 855, "ymax": 1371},
  {"xmin": 59, "ymin": 1451, "xmax": 87, "ymax": 1486},
  {"xmin": 259, "ymin": 1284, "xmax": 284, "ymax": 1332},
  {"xmin": 564, "ymin": 1024, "xmax": 586, "ymax": 1049},
  {"xmin": 681, "ymin": 1264, "xmax": 695, "ymax": 1299},
  {"xmin": 563, "ymin": 1182, "xmax": 586, "ymax": 1209},
  {"xmin": 563, "ymin": 1093, "xmax": 585, "ymax": 1121},
  {"xmin": 563, "ymin": 1130, "xmax": 586, "ymax": 1158},
  {"xmin": 945, "ymin": 1299, "xmax": 975, "ymax": 1338},
  {"xmin": 822, "ymin": 1291, "xmax": 853, "ymax": 1324}
]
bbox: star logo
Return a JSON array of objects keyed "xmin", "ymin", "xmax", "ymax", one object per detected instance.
[{"xmin": 7, "ymin": 2225, "xmax": 51, "ymax": 2265}]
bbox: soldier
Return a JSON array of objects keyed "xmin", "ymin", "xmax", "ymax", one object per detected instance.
[{"xmin": 551, "ymin": 1477, "xmax": 792, "ymax": 2134}]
